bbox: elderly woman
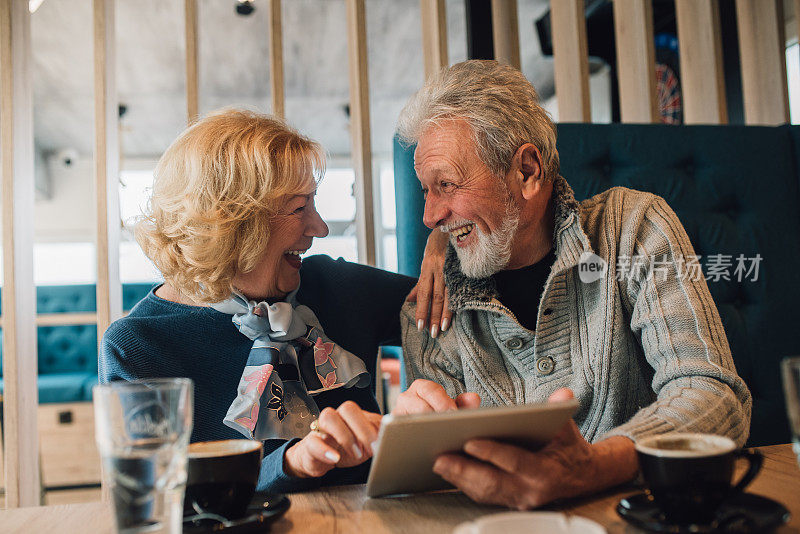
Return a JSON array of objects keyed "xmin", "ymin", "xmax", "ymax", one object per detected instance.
[{"xmin": 100, "ymin": 110, "xmax": 446, "ymax": 493}]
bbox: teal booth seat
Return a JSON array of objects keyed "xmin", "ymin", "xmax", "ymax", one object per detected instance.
[
  {"xmin": 394, "ymin": 124, "xmax": 800, "ymax": 447},
  {"xmin": 0, "ymin": 283, "xmax": 156, "ymax": 403}
]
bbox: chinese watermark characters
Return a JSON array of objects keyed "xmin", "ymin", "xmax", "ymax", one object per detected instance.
[{"xmin": 609, "ymin": 253, "xmax": 763, "ymax": 283}]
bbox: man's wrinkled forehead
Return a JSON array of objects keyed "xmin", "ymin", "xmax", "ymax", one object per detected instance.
[{"xmin": 413, "ymin": 120, "xmax": 475, "ymax": 173}]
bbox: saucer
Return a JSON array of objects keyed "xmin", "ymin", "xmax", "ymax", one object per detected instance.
[
  {"xmin": 453, "ymin": 512, "xmax": 606, "ymax": 534},
  {"xmin": 183, "ymin": 492, "xmax": 290, "ymax": 533},
  {"xmin": 617, "ymin": 492, "xmax": 790, "ymax": 533}
]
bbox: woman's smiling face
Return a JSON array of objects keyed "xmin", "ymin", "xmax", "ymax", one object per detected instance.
[{"xmin": 232, "ymin": 192, "xmax": 329, "ymax": 301}]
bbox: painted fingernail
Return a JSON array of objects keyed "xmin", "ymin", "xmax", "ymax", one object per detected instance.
[
  {"xmin": 352, "ymin": 444, "xmax": 363, "ymax": 459},
  {"xmin": 371, "ymin": 440, "xmax": 379, "ymax": 453},
  {"xmin": 430, "ymin": 324, "xmax": 439, "ymax": 338},
  {"xmin": 324, "ymin": 451, "xmax": 340, "ymax": 463},
  {"xmin": 417, "ymin": 319, "xmax": 424, "ymax": 331},
  {"xmin": 441, "ymin": 317, "xmax": 450, "ymax": 332}
]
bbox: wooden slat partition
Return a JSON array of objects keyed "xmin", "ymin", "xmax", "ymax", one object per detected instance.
[
  {"xmin": 612, "ymin": 0, "xmax": 659, "ymax": 123},
  {"xmin": 0, "ymin": 312, "xmax": 128, "ymax": 327},
  {"xmin": 34, "ymin": 313, "xmax": 100, "ymax": 327},
  {"xmin": 491, "ymin": 0, "xmax": 520, "ymax": 69},
  {"xmin": 94, "ymin": 0, "xmax": 123, "ymax": 346},
  {"xmin": 268, "ymin": 0, "xmax": 285, "ymax": 118},
  {"xmin": 551, "ymin": 0, "xmax": 591, "ymax": 122},
  {"xmin": 0, "ymin": 0, "xmax": 40, "ymax": 508},
  {"xmin": 345, "ymin": 0, "xmax": 376, "ymax": 266},
  {"xmin": 185, "ymin": 0, "xmax": 199, "ymax": 124},
  {"xmin": 420, "ymin": 0, "xmax": 448, "ymax": 80},
  {"xmin": 736, "ymin": 0, "xmax": 789, "ymax": 125},
  {"xmin": 796, "ymin": 0, "xmax": 800, "ymax": 48},
  {"xmin": 675, "ymin": 0, "xmax": 727, "ymax": 124},
  {"xmin": 0, "ymin": 313, "xmax": 99, "ymax": 328}
]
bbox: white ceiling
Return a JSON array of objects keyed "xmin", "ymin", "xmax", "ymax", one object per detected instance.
[{"xmin": 31, "ymin": 0, "xmax": 553, "ymax": 160}]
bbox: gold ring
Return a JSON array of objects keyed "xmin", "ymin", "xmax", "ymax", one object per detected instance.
[{"xmin": 310, "ymin": 419, "xmax": 320, "ymax": 432}]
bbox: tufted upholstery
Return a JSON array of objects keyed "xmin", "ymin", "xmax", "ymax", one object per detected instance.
[
  {"xmin": 0, "ymin": 282, "xmax": 155, "ymax": 402},
  {"xmin": 36, "ymin": 284, "xmax": 98, "ymax": 314},
  {"xmin": 393, "ymin": 124, "xmax": 800, "ymax": 447}
]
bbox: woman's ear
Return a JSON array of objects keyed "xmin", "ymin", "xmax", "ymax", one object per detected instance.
[{"xmin": 513, "ymin": 144, "xmax": 543, "ymax": 200}]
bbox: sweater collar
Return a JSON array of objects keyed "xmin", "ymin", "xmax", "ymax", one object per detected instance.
[{"xmin": 444, "ymin": 174, "xmax": 593, "ymax": 310}]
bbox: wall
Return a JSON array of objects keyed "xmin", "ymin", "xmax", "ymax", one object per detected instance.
[{"xmin": 34, "ymin": 155, "xmax": 95, "ymax": 242}]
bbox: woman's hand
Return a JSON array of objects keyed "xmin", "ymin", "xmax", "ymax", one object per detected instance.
[
  {"xmin": 283, "ymin": 401, "xmax": 383, "ymax": 478},
  {"xmin": 407, "ymin": 229, "xmax": 452, "ymax": 338}
]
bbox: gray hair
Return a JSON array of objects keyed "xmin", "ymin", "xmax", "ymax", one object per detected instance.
[{"xmin": 397, "ymin": 60, "xmax": 559, "ymax": 181}]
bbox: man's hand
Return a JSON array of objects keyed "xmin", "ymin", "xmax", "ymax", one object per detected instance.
[
  {"xmin": 393, "ymin": 379, "xmax": 481, "ymax": 415},
  {"xmin": 284, "ymin": 401, "xmax": 383, "ymax": 478},
  {"xmin": 406, "ymin": 229, "xmax": 451, "ymax": 338},
  {"xmin": 432, "ymin": 388, "xmax": 638, "ymax": 509}
]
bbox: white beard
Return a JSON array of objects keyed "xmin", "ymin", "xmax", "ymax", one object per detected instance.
[{"xmin": 451, "ymin": 200, "xmax": 520, "ymax": 279}]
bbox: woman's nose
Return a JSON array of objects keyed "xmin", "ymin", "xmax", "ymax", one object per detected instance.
[{"xmin": 306, "ymin": 206, "xmax": 329, "ymax": 238}]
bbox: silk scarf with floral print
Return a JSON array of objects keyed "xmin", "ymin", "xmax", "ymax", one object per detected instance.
[{"xmin": 211, "ymin": 289, "xmax": 370, "ymax": 440}]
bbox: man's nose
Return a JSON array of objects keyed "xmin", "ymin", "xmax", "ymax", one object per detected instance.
[{"xmin": 422, "ymin": 194, "xmax": 449, "ymax": 229}]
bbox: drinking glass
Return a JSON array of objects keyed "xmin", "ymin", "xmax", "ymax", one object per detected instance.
[
  {"xmin": 93, "ymin": 378, "xmax": 194, "ymax": 534},
  {"xmin": 781, "ymin": 357, "xmax": 800, "ymax": 468}
]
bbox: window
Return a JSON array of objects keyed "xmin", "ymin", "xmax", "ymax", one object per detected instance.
[
  {"xmin": 308, "ymin": 160, "xmax": 398, "ymax": 272},
  {"xmin": 119, "ymin": 169, "xmax": 162, "ymax": 283},
  {"xmin": 787, "ymin": 42, "xmax": 800, "ymax": 125},
  {"xmin": 308, "ymin": 167, "xmax": 358, "ymax": 262}
]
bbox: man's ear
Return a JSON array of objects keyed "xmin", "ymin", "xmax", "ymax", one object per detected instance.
[{"xmin": 513, "ymin": 144, "xmax": 543, "ymax": 200}]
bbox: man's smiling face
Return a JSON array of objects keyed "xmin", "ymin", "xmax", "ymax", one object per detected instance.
[{"xmin": 415, "ymin": 119, "xmax": 520, "ymax": 278}]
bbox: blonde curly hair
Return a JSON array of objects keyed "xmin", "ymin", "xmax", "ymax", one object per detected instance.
[{"xmin": 135, "ymin": 109, "xmax": 325, "ymax": 304}]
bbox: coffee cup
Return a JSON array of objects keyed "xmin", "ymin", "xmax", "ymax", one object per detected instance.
[
  {"xmin": 183, "ymin": 439, "xmax": 263, "ymax": 520},
  {"xmin": 635, "ymin": 433, "xmax": 762, "ymax": 525}
]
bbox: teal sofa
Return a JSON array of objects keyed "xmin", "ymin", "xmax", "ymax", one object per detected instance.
[
  {"xmin": 0, "ymin": 283, "xmax": 155, "ymax": 403},
  {"xmin": 394, "ymin": 123, "xmax": 800, "ymax": 447}
]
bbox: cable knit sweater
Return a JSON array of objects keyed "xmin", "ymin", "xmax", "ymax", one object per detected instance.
[{"xmin": 401, "ymin": 176, "xmax": 752, "ymax": 446}]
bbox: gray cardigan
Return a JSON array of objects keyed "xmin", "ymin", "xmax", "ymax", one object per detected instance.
[{"xmin": 401, "ymin": 176, "xmax": 752, "ymax": 446}]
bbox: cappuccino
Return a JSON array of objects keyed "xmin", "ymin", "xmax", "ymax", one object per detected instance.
[
  {"xmin": 636, "ymin": 433, "xmax": 735, "ymax": 456},
  {"xmin": 634, "ymin": 433, "xmax": 761, "ymax": 524}
]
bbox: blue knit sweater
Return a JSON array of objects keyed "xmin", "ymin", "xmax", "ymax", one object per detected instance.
[{"xmin": 100, "ymin": 255, "xmax": 415, "ymax": 493}]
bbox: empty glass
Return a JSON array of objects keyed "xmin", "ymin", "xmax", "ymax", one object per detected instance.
[
  {"xmin": 93, "ymin": 378, "xmax": 194, "ymax": 534},
  {"xmin": 781, "ymin": 357, "xmax": 800, "ymax": 469}
]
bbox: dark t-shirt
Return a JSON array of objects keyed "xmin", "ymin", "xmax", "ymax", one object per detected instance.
[{"xmin": 492, "ymin": 249, "xmax": 556, "ymax": 331}]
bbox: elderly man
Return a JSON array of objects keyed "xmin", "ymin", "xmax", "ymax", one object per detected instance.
[{"xmin": 394, "ymin": 60, "xmax": 751, "ymax": 510}]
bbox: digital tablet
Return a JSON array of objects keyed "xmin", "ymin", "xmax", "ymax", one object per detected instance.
[{"xmin": 366, "ymin": 398, "xmax": 579, "ymax": 498}]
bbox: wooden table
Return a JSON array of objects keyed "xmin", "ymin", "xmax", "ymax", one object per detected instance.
[{"xmin": 0, "ymin": 444, "xmax": 797, "ymax": 533}]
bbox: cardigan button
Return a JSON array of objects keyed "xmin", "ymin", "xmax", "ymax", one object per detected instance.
[
  {"xmin": 536, "ymin": 356, "xmax": 555, "ymax": 376},
  {"xmin": 504, "ymin": 337, "xmax": 524, "ymax": 350}
]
